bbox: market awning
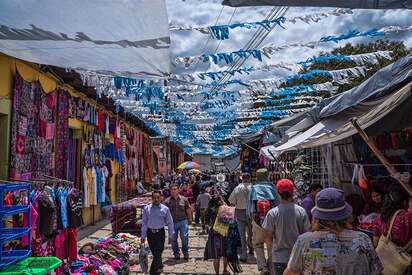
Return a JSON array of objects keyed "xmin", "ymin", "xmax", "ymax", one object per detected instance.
[
  {"xmin": 222, "ymin": 0, "xmax": 412, "ymax": 9},
  {"xmin": 261, "ymin": 82, "xmax": 412, "ymax": 159},
  {"xmin": 0, "ymin": 0, "xmax": 171, "ymax": 79}
]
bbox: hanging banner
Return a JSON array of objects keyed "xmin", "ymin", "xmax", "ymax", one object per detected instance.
[{"xmin": 0, "ymin": 0, "xmax": 171, "ymax": 79}]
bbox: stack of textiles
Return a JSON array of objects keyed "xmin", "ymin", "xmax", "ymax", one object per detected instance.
[{"xmin": 69, "ymin": 233, "xmax": 142, "ymax": 275}]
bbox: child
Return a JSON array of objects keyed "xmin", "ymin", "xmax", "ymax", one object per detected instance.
[{"xmin": 196, "ymin": 188, "xmax": 211, "ymax": 233}]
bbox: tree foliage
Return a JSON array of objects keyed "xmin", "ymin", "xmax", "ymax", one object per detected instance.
[{"xmin": 254, "ymin": 40, "xmax": 410, "ymax": 113}]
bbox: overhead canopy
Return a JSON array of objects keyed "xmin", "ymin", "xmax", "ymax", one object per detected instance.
[
  {"xmin": 261, "ymin": 82, "xmax": 412, "ymax": 159},
  {"xmin": 0, "ymin": 0, "xmax": 171, "ymax": 78},
  {"xmin": 222, "ymin": 0, "xmax": 412, "ymax": 9}
]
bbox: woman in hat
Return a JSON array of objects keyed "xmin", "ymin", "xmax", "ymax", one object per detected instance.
[{"xmin": 284, "ymin": 187, "xmax": 383, "ymax": 275}]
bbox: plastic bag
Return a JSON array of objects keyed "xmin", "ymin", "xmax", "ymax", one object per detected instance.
[
  {"xmin": 139, "ymin": 244, "xmax": 149, "ymax": 273},
  {"xmin": 358, "ymin": 165, "xmax": 368, "ymax": 189}
]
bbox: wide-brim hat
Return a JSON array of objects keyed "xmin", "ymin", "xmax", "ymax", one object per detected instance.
[
  {"xmin": 256, "ymin": 168, "xmax": 268, "ymax": 182},
  {"xmin": 311, "ymin": 187, "xmax": 353, "ymax": 221},
  {"xmin": 216, "ymin": 173, "xmax": 226, "ymax": 182}
]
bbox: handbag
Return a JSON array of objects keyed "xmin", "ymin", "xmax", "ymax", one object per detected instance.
[
  {"xmin": 376, "ymin": 210, "xmax": 412, "ymax": 275},
  {"xmin": 213, "ymin": 206, "xmax": 234, "ymax": 237}
]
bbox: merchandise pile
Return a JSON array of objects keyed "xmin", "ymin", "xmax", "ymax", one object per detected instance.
[{"xmin": 69, "ymin": 233, "xmax": 145, "ymax": 275}]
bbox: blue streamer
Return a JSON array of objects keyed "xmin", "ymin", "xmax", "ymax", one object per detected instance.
[
  {"xmin": 320, "ymin": 28, "xmax": 385, "ymax": 43},
  {"xmin": 298, "ymin": 54, "xmax": 351, "ymax": 67},
  {"xmin": 209, "ymin": 17, "xmax": 286, "ymax": 41},
  {"xmin": 202, "ymin": 49, "xmax": 263, "ymax": 65}
]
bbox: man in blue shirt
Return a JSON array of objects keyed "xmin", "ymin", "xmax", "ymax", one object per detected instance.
[{"xmin": 141, "ymin": 190, "xmax": 175, "ymax": 274}]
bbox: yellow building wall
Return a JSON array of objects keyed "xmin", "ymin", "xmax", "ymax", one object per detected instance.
[{"xmin": 0, "ymin": 54, "xmax": 124, "ymax": 226}]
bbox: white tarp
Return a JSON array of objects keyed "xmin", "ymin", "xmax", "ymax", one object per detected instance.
[
  {"xmin": 222, "ymin": 0, "xmax": 412, "ymax": 9},
  {"xmin": 261, "ymin": 82, "xmax": 412, "ymax": 159},
  {"xmin": 0, "ymin": 0, "xmax": 171, "ymax": 78}
]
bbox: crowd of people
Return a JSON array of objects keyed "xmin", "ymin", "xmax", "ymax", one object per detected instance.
[{"xmin": 140, "ymin": 168, "xmax": 412, "ymax": 275}]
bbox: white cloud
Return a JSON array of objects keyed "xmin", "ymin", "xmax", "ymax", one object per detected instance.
[{"xmin": 166, "ymin": 1, "xmax": 412, "ymax": 78}]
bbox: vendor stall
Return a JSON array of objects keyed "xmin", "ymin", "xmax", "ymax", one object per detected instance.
[{"xmin": 110, "ymin": 195, "xmax": 152, "ymax": 236}]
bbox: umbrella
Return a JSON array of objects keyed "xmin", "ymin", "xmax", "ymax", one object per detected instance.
[
  {"xmin": 177, "ymin": 161, "xmax": 200, "ymax": 170},
  {"xmin": 189, "ymin": 169, "xmax": 201, "ymax": 174}
]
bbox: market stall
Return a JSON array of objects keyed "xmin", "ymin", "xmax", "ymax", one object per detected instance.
[{"xmin": 110, "ymin": 195, "xmax": 152, "ymax": 236}]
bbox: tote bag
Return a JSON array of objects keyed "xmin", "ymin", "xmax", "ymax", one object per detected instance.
[{"xmin": 376, "ymin": 210, "xmax": 412, "ymax": 275}]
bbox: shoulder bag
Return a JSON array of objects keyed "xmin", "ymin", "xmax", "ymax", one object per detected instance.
[{"xmin": 376, "ymin": 210, "xmax": 412, "ymax": 275}]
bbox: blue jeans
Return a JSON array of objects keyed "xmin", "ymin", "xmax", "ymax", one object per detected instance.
[{"xmin": 172, "ymin": 219, "xmax": 189, "ymax": 256}]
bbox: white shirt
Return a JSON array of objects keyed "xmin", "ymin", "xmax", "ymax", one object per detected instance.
[{"xmin": 228, "ymin": 182, "xmax": 251, "ymax": 210}]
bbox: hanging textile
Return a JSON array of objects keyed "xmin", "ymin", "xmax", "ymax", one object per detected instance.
[
  {"xmin": 10, "ymin": 73, "xmax": 56, "ymax": 180},
  {"xmin": 143, "ymin": 135, "xmax": 154, "ymax": 183},
  {"xmin": 56, "ymin": 90, "xmax": 70, "ymax": 179}
]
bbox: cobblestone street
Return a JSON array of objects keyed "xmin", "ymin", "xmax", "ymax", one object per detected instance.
[{"xmin": 78, "ymin": 221, "xmax": 260, "ymax": 274}]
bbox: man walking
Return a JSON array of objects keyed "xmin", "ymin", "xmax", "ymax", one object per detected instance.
[
  {"xmin": 164, "ymin": 183, "xmax": 193, "ymax": 260},
  {"xmin": 229, "ymin": 172, "xmax": 253, "ymax": 262},
  {"xmin": 141, "ymin": 190, "xmax": 175, "ymax": 275},
  {"xmin": 247, "ymin": 168, "xmax": 279, "ymax": 275},
  {"xmin": 262, "ymin": 179, "xmax": 310, "ymax": 275},
  {"xmin": 196, "ymin": 187, "xmax": 211, "ymax": 233},
  {"xmin": 192, "ymin": 179, "xmax": 201, "ymax": 224}
]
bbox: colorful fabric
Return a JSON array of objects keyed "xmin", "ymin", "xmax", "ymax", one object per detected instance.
[
  {"xmin": 56, "ymin": 90, "xmax": 70, "ymax": 179},
  {"xmin": 204, "ymin": 230, "xmax": 227, "ymax": 260},
  {"xmin": 374, "ymin": 209, "xmax": 412, "ymax": 247},
  {"xmin": 10, "ymin": 73, "xmax": 56, "ymax": 180}
]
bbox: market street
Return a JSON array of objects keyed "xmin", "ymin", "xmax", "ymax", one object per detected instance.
[{"xmin": 1, "ymin": 2, "xmax": 412, "ymax": 275}]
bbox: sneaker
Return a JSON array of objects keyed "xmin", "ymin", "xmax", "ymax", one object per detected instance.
[
  {"xmin": 174, "ymin": 255, "xmax": 180, "ymax": 260},
  {"xmin": 183, "ymin": 253, "xmax": 189, "ymax": 260},
  {"xmin": 240, "ymin": 258, "xmax": 247, "ymax": 263}
]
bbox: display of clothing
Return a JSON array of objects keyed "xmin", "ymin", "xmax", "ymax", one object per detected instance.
[{"xmin": 10, "ymin": 74, "xmax": 56, "ymax": 180}]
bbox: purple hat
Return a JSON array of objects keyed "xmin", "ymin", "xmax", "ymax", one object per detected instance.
[{"xmin": 311, "ymin": 188, "xmax": 352, "ymax": 221}]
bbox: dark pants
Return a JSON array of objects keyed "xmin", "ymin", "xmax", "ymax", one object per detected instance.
[
  {"xmin": 194, "ymin": 206, "xmax": 200, "ymax": 224},
  {"xmin": 273, "ymin": 263, "xmax": 287, "ymax": 275},
  {"xmin": 147, "ymin": 228, "xmax": 165, "ymax": 274}
]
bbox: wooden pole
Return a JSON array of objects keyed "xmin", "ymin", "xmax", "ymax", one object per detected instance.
[{"xmin": 351, "ymin": 118, "xmax": 412, "ymax": 197}]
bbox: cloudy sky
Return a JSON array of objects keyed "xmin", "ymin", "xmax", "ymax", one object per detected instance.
[{"xmin": 165, "ymin": 0, "xmax": 412, "ymax": 81}]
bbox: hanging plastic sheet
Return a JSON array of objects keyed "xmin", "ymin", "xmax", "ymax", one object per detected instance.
[
  {"xmin": 222, "ymin": 0, "xmax": 412, "ymax": 9},
  {"xmin": 0, "ymin": 0, "xmax": 171, "ymax": 79}
]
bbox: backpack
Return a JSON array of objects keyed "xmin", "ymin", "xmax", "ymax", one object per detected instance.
[{"xmin": 257, "ymin": 200, "xmax": 271, "ymax": 220}]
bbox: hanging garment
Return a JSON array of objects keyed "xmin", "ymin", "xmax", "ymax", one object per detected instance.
[
  {"xmin": 90, "ymin": 167, "xmax": 98, "ymax": 206},
  {"xmin": 68, "ymin": 188, "xmax": 83, "ymax": 228},
  {"xmin": 56, "ymin": 90, "xmax": 70, "ymax": 179},
  {"xmin": 95, "ymin": 166, "xmax": 103, "ymax": 203},
  {"xmin": 38, "ymin": 192, "xmax": 56, "ymax": 236},
  {"xmin": 83, "ymin": 167, "xmax": 90, "ymax": 208},
  {"xmin": 57, "ymin": 187, "xmax": 69, "ymax": 229}
]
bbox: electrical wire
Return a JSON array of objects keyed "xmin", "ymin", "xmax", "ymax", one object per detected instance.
[
  {"xmin": 217, "ymin": 7, "xmax": 289, "ymax": 86},
  {"xmin": 207, "ymin": 7, "xmax": 284, "ymax": 93},
  {"xmin": 191, "ymin": 6, "xmax": 225, "ymax": 73}
]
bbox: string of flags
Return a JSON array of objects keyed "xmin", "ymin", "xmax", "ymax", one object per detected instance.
[
  {"xmin": 169, "ymin": 8, "xmax": 354, "ymax": 40},
  {"xmin": 174, "ymin": 25, "xmax": 410, "ymax": 67}
]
